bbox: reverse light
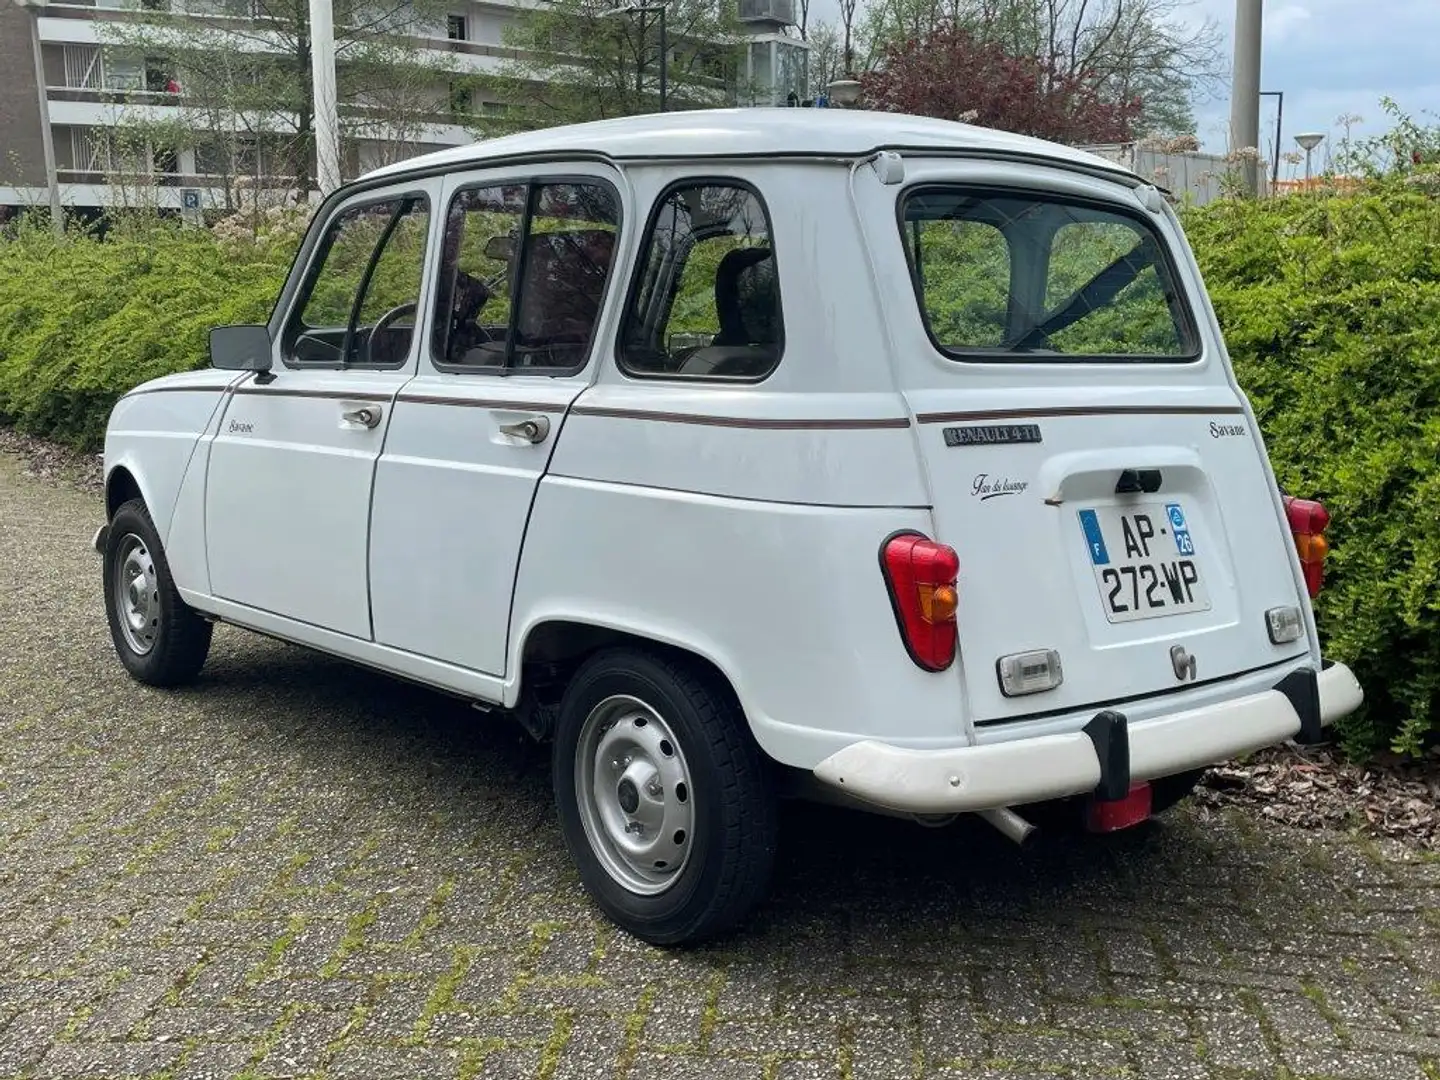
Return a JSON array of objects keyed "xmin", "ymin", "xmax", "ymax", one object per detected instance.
[
  {"xmin": 1283, "ymin": 495, "xmax": 1331, "ymax": 598},
  {"xmin": 1265, "ymin": 605, "xmax": 1303, "ymax": 645},
  {"xmin": 880, "ymin": 532, "xmax": 960, "ymax": 671},
  {"xmin": 997, "ymin": 649, "xmax": 1064, "ymax": 697}
]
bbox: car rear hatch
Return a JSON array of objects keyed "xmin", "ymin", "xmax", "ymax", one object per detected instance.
[{"xmin": 855, "ymin": 159, "xmax": 1313, "ymax": 726}]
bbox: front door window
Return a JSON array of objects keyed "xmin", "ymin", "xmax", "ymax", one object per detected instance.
[{"xmin": 285, "ymin": 194, "xmax": 431, "ymax": 368}]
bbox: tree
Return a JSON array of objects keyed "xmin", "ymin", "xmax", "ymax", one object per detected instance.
[
  {"xmin": 99, "ymin": 0, "xmax": 471, "ymax": 199},
  {"xmin": 491, "ymin": 0, "xmax": 742, "ymax": 128},
  {"xmin": 860, "ymin": 22, "xmax": 1143, "ymax": 144},
  {"xmin": 859, "ymin": 0, "xmax": 1222, "ymax": 137}
]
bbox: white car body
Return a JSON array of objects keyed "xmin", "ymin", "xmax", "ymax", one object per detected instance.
[{"xmin": 96, "ymin": 109, "xmax": 1363, "ymax": 942}]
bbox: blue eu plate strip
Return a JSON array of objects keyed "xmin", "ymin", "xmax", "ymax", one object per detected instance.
[{"xmin": 1079, "ymin": 509, "xmax": 1109, "ymax": 565}]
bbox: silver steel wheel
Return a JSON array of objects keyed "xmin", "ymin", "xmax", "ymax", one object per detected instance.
[
  {"xmin": 574, "ymin": 693, "xmax": 696, "ymax": 896},
  {"xmin": 113, "ymin": 532, "xmax": 160, "ymax": 656}
]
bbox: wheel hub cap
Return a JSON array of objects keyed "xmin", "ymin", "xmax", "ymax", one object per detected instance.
[
  {"xmin": 575, "ymin": 694, "xmax": 695, "ymax": 895},
  {"xmin": 113, "ymin": 534, "xmax": 160, "ymax": 656}
]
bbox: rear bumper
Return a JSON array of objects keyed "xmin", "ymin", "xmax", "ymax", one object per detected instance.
[{"xmin": 811, "ymin": 661, "xmax": 1363, "ymax": 815}]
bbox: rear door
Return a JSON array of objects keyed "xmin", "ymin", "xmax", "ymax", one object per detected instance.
[
  {"xmin": 854, "ymin": 159, "xmax": 1310, "ymax": 726},
  {"xmin": 367, "ymin": 166, "xmax": 624, "ymax": 677}
]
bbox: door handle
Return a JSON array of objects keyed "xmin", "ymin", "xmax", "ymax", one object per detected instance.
[
  {"xmin": 341, "ymin": 404, "xmax": 383, "ymax": 429},
  {"xmin": 498, "ymin": 415, "xmax": 550, "ymax": 444}
]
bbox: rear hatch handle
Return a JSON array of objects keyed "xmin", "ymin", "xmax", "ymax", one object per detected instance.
[{"xmin": 1039, "ymin": 446, "xmax": 1204, "ymax": 506}]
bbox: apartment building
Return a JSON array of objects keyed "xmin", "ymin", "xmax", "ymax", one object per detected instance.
[{"xmin": 0, "ymin": 0, "xmax": 807, "ymax": 216}]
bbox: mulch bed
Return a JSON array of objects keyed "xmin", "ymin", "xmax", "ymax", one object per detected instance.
[
  {"xmin": 0, "ymin": 426, "xmax": 103, "ymax": 494},
  {"xmin": 3, "ymin": 424, "xmax": 1437, "ymax": 851},
  {"xmin": 1195, "ymin": 744, "xmax": 1440, "ymax": 851}
]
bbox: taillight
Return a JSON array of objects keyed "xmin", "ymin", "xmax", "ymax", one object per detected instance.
[
  {"xmin": 880, "ymin": 532, "xmax": 960, "ymax": 671},
  {"xmin": 1283, "ymin": 494, "xmax": 1330, "ymax": 598}
]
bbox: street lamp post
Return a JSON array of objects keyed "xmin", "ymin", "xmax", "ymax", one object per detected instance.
[
  {"xmin": 11, "ymin": 0, "xmax": 64, "ymax": 237},
  {"xmin": 1295, "ymin": 132, "xmax": 1325, "ymax": 183},
  {"xmin": 307, "ymin": 0, "xmax": 341, "ymax": 194},
  {"xmin": 1259, "ymin": 89, "xmax": 1283, "ymax": 191},
  {"xmin": 599, "ymin": 2, "xmax": 668, "ymax": 112}
]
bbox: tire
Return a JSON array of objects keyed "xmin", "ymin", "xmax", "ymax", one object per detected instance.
[
  {"xmin": 102, "ymin": 497, "xmax": 213, "ymax": 687},
  {"xmin": 552, "ymin": 646, "xmax": 779, "ymax": 946}
]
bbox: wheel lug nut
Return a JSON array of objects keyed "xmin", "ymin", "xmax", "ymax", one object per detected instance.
[
  {"xmin": 624, "ymin": 821, "xmax": 644, "ymax": 835},
  {"xmin": 646, "ymin": 778, "xmax": 662, "ymax": 798}
]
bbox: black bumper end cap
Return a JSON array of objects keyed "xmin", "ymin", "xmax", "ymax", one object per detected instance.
[
  {"xmin": 1275, "ymin": 667, "xmax": 1324, "ymax": 744},
  {"xmin": 1083, "ymin": 709, "xmax": 1132, "ymax": 801}
]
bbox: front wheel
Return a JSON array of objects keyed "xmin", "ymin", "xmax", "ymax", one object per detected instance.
[
  {"xmin": 102, "ymin": 498, "xmax": 213, "ymax": 686},
  {"xmin": 552, "ymin": 647, "xmax": 778, "ymax": 946}
]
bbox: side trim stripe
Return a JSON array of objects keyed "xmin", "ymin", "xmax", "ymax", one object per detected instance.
[
  {"xmin": 916, "ymin": 404, "xmax": 1245, "ymax": 424},
  {"xmin": 570, "ymin": 406, "xmax": 911, "ymax": 430}
]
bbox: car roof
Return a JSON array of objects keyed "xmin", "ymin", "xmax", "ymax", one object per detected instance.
[{"xmin": 359, "ymin": 107, "xmax": 1142, "ymax": 186}]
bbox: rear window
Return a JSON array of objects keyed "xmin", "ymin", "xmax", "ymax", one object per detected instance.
[{"xmin": 900, "ymin": 188, "xmax": 1198, "ymax": 362}]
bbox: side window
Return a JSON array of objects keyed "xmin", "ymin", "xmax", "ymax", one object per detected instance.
[
  {"xmin": 619, "ymin": 182, "xmax": 782, "ymax": 381},
  {"xmin": 432, "ymin": 179, "xmax": 620, "ymax": 371},
  {"xmin": 285, "ymin": 194, "xmax": 430, "ymax": 368}
]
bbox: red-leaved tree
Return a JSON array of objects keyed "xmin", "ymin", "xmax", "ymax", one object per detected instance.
[{"xmin": 860, "ymin": 23, "xmax": 1144, "ymax": 145}]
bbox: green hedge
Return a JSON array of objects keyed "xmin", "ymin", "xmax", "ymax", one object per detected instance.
[
  {"xmin": 0, "ymin": 214, "xmax": 295, "ymax": 450},
  {"xmin": 1, "ymin": 183, "xmax": 1436, "ymax": 757},
  {"xmin": 1181, "ymin": 179, "xmax": 1440, "ymax": 757}
]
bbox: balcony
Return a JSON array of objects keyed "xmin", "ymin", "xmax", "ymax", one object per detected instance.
[{"xmin": 738, "ymin": 0, "xmax": 795, "ymax": 26}]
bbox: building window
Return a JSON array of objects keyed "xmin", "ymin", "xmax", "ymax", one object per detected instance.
[{"xmin": 447, "ymin": 14, "xmax": 467, "ymax": 40}]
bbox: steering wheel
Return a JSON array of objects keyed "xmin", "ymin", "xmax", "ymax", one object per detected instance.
[{"xmin": 366, "ymin": 301, "xmax": 418, "ymax": 366}]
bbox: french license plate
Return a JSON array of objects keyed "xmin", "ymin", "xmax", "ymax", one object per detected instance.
[{"xmin": 1077, "ymin": 502, "xmax": 1211, "ymax": 623}]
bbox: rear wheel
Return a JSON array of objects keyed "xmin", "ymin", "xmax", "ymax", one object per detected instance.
[
  {"xmin": 103, "ymin": 498, "xmax": 212, "ymax": 686},
  {"xmin": 552, "ymin": 647, "xmax": 778, "ymax": 945}
]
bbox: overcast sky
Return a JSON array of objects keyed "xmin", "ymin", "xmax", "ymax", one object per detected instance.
[{"xmin": 805, "ymin": 0, "xmax": 1439, "ymax": 166}]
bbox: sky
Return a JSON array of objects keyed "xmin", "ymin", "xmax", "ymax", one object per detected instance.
[
  {"xmin": 803, "ymin": 0, "xmax": 1440, "ymax": 171},
  {"xmin": 1183, "ymin": 0, "xmax": 1440, "ymax": 164}
]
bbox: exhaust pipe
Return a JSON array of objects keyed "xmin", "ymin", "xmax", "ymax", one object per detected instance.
[{"xmin": 978, "ymin": 806, "xmax": 1037, "ymax": 848}]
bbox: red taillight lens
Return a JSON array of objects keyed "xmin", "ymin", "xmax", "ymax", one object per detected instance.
[
  {"xmin": 880, "ymin": 532, "xmax": 960, "ymax": 671},
  {"xmin": 1282, "ymin": 494, "xmax": 1330, "ymax": 598}
]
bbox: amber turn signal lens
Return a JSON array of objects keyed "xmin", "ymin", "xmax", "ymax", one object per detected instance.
[
  {"xmin": 918, "ymin": 584, "xmax": 959, "ymax": 623},
  {"xmin": 1293, "ymin": 533, "xmax": 1328, "ymax": 563}
]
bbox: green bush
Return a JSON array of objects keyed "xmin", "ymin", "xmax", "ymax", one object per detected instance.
[
  {"xmin": 1182, "ymin": 178, "xmax": 1440, "ymax": 757},
  {"xmin": 0, "ymin": 213, "xmax": 295, "ymax": 450}
]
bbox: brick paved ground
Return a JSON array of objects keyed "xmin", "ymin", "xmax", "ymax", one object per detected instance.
[{"xmin": 2, "ymin": 448, "xmax": 1438, "ymax": 1080}]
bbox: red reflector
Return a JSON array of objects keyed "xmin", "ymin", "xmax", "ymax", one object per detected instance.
[
  {"xmin": 1085, "ymin": 782, "xmax": 1153, "ymax": 833},
  {"xmin": 880, "ymin": 531, "xmax": 960, "ymax": 672}
]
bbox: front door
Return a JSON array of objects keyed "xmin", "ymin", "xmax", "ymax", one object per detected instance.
[
  {"xmin": 206, "ymin": 185, "xmax": 436, "ymax": 638},
  {"xmin": 367, "ymin": 168, "xmax": 624, "ymax": 676}
]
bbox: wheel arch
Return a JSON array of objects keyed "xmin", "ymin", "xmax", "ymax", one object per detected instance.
[
  {"xmin": 105, "ymin": 463, "xmax": 147, "ymax": 521},
  {"xmin": 512, "ymin": 616, "xmax": 752, "ymax": 728}
]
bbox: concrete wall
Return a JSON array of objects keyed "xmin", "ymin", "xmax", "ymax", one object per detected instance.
[{"xmin": 0, "ymin": 8, "xmax": 49, "ymax": 188}]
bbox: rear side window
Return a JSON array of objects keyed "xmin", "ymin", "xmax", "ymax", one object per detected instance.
[
  {"xmin": 900, "ymin": 188, "xmax": 1197, "ymax": 362},
  {"xmin": 432, "ymin": 179, "xmax": 620, "ymax": 373},
  {"xmin": 619, "ymin": 181, "xmax": 782, "ymax": 381}
]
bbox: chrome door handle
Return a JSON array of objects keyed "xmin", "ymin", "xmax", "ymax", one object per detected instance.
[
  {"xmin": 498, "ymin": 416, "xmax": 550, "ymax": 444},
  {"xmin": 342, "ymin": 404, "xmax": 382, "ymax": 429}
]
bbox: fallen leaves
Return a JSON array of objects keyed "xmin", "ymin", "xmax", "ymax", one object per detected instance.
[{"xmin": 1195, "ymin": 744, "xmax": 1440, "ymax": 851}]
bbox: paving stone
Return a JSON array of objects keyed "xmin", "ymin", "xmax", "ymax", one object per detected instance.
[
  {"xmin": 35, "ymin": 1041, "xmax": 184, "ymax": 1078},
  {"xmin": 1196, "ymin": 1008, "xmax": 1275, "ymax": 1071}
]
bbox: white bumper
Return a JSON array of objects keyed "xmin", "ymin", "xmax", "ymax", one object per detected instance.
[{"xmin": 812, "ymin": 661, "xmax": 1363, "ymax": 815}]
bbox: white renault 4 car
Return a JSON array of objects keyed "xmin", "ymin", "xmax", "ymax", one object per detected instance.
[{"xmin": 96, "ymin": 109, "xmax": 1363, "ymax": 945}]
